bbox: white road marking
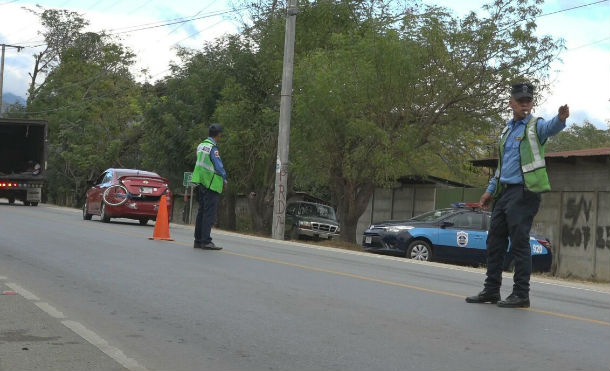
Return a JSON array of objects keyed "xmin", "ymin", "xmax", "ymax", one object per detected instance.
[
  {"xmin": 62, "ymin": 320, "xmax": 149, "ymax": 371},
  {"xmin": 3, "ymin": 277, "xmax": 148, "ymax": 371},
  {"xmin": 6, "ymin": 282, "xmax": 40, "ymax": 301},
  {"xmin": 34, "ymin": 301, "xmax": 66, "ymax": 319}
]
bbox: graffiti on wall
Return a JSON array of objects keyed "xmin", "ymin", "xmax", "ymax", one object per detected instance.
[
  {"xmin": 596, "ymin": 226, "xmax": 610, "ymax": 250},
  {"xmin": 561, "ymin": 193, "xmax": 610, "ymax": 250},
  {"xmin": 561, "ymin": 194, "xmax": 594, "ymax": 249}
]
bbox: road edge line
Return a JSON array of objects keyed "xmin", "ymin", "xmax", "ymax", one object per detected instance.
[{"xmin": 62, "ymin": 320, "xmax": 149, "ymax": 371}]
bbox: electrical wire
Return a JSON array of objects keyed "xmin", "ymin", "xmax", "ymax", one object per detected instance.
[
  {"xmin": 537, "ymin": 0, "xmax": 608, "ymax": 18},
  {"xmin": 0, "ymin": 0, "xmax": 20, "ymax": 6},
  {"xmin": 11, "ymin": 6, "xmax": 250, "ymax": 47}
]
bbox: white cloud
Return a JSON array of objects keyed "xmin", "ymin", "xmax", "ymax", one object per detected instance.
[{"xmin": 0, "ymin": 2, "xmax": 239, "ymax": 98}]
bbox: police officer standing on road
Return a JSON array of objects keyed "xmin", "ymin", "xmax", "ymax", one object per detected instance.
[
  {"xmin": 192, "ymin": 123, "xmax": 227, "ymax": 250},
  {"xmin": 466, "ymin": 83, "xmax": 569, "ymax": 308}
]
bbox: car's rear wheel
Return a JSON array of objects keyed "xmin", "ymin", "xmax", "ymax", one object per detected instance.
[
  {"xmin": 139, "ymin": 219, "xmax": 149, "ymax": 226},
  {"xmin": 100, "ymin": 203, "xmax": 110, "ymax": 223},
  {"xmin": 8, "ymin": 197, "xmax": 15, "ymax": 205},
  {"xmin": 406, "ymin": 240, "xmax": 432, "ymax": 261},
  {"xmin": 83, "ymin": 201, "xmax": 92, "ymax": 220}
]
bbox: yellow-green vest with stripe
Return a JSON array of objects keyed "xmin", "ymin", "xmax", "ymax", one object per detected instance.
[
  {"xmin": 493, "ymin": 115, "xmax": 551, "ymax": 198},
  {"xmin": 191, "ymin": 138, "xmax": 224, "ymax": 193}
]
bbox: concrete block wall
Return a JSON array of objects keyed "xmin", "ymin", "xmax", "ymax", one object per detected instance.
[{"xmin": 355, "ymin": 185, "xmax": 437, "ymax": 242}]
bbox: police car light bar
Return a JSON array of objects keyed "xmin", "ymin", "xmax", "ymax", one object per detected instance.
[{"xmin": 451, "ymin": 202, "xmax": 482, "ymax": 209}]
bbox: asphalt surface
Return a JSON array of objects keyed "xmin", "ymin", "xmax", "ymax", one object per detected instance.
[{"xmin": 0, "ymin": 203, "xmax": 608, "ymax": 371}]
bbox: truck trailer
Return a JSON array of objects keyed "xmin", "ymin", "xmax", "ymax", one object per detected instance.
[{"xmin": 0, "ymin": 118, "xmax": 47, "ymax": 206}]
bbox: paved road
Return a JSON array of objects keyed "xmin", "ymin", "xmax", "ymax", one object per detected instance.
[{"xmin": 0, "ymin": 203, "xmax": 608, "ymax": 371}]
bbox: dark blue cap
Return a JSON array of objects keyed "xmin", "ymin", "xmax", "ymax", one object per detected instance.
[{"xmin": 511, "ymin": 83, "xmax": 534, "ymax": 99}]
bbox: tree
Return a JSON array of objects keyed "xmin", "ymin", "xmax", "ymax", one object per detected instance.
[
  {"xmin": 546, "ymin": 122, "xmax": 610, "ymax": 152},
  {"xmin": 25, "ymin": 11, "xmax": 140, "ymax": 206},
  {"xmin": 25, "ymin": 7, "xmax": 89, "ymax": 105},
  {"xmin": 292, "ymin": 0, "xmax": 563, "ymax": 242}
]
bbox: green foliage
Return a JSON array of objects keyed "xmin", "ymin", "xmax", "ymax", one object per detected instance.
[
  {"xmin": 291, "ymin": 0, "xmax": 563, "ymax": 241},
  {"xmin": 25, "ymin": 9, "xmax": 140, "ymax": 206},
  {"xmin": 546, "ymin": 122, "xmax": 610, "ymax": 152}
]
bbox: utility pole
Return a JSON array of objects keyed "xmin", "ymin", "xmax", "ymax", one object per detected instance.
[
  {"xmin": 271, "ymin": 0, "xmax": 298, "ymax": 240},
  {"xmin": 0, "ymin": 44, "xmax": 24, "ymax": 115}
]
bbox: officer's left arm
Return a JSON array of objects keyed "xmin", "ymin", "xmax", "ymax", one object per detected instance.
[
  {"xmin": 537, "ymin": 104, "xmax": 569, "ymax": 142},
  {"xmin": 210, "ymin": 147, "xmax": 227, "ymax": 183}
]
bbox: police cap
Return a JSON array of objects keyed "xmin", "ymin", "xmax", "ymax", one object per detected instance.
[
  {"xmin": 209, "ymin": 123, "xmax": 224, "ymax": 137},
  {"xmin": 511, "ymin": 82, "xmax": 534, "ymax": 99}
]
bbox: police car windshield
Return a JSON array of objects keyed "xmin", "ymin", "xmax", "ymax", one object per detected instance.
[{"xmin": 410, "ymin": 209, "xmax": 455, "ymax": 222}]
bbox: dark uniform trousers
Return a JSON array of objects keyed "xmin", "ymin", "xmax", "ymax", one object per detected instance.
[
  {"xmin": 194, "ymin": 185, "xmax": 220, "ymax": 245},
  {"xmin": 484, "ymin": 184, "xmax": 541, "ymax": 296}
]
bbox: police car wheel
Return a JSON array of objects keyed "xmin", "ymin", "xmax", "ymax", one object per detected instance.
[{"xmin": 406, "ymin": 240, "xmax": 432, "ymax": 261}]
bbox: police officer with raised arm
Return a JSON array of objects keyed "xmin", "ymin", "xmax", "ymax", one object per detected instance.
[
  {"xmin": 191, "ymin": 123, "xmax": 227, "ymax": 250},
  {"xmin": 466, "ymin": 83, "xmax": 570, "ymax": 308}
]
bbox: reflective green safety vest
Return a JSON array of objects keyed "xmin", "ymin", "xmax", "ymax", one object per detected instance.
[
  {"xmin": 191, "ymin": 138, "xmax": 224, "ymax": 193},
  {"xmin": 493, "ymin": 115, "xmax": 551, "ymax": 198}
]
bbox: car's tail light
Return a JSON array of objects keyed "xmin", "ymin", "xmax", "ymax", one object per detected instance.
[{"xmin": 537, "ymin": 239, "xmax": 552, "ymax": 250}]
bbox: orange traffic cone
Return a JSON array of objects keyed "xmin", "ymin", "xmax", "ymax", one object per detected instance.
[{"xmin": 149, "ymin": 195, "xmax": 173, "ymax": 241}]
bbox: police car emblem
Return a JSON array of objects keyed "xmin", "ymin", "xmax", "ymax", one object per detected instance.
[{"xmin": 457, "ymin": 231, "xmax": 469, "ymax": 247}]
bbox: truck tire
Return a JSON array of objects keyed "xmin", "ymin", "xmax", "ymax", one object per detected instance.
[
  {"xmin": 30, "ymin": 202, "xmax": 38, "ymax": 206},
  {"xmin": 23, "ymin": 201, "xmax": 31, "ymax": 206}
]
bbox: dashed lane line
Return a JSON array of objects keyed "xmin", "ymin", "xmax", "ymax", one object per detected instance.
[
  {"xmin": 62, "ymin": 320, "xmax": 148, "ymax": 371},
  {"xmin": 6, "ymin": 282, "xmax": 40, "ymax": 301},
  {"xmin": 3, "ymin": 278, "xmax": 149, "ymax": 371}
]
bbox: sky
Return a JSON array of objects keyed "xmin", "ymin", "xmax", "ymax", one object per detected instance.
[{"xmin": 0, "ymin": 0, "xmax": 608, "ymax": 128}]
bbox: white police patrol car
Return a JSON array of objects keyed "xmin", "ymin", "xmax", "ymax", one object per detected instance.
[{"xmin": 362, "ymin": 203, "xmax": 552, "ymax": 272}]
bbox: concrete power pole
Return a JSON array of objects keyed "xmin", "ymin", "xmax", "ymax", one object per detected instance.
[
  {"xmin": 0, "ymin": 44, "xmax": 24, "ymax": 115},
  {"xmin": 271, "ymin": 0, "xmax": 298, "ymax": 240}
]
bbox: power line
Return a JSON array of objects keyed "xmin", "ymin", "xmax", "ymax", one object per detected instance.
[
  {"xmin": 566, "ymin": 36, "xmax": 610, "ymax": 51},
  {"xmin": 13, "ymin": 6, "xmax": 250, "ymax": 48},
  {"xmin": 108, "ymin": 7, "xmax": 249, "ymax": 36},
  {"xmin": 0, "ymin": 0, "xmax": 20, "ymax": 6},
  {"xmin": 537, "ymin": 0, "xmax": 608, "ymax": 18},
  {"xmin": 164, "ymin": 2, "xmax": 219, "ymax": 37}
]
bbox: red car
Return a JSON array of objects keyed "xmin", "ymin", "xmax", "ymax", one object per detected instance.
[{"xmin": 83, "ymin": 168, "xmax": 172, "ymax": 225}]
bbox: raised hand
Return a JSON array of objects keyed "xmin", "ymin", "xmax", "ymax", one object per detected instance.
[{"xmin": 558, "ymin": 104, "xmax": 570, "ymax": 121}]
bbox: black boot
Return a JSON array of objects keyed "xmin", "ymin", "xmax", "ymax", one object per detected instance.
[
  {"xmin": 497, "ymin": 293, "xmax": 530, "ymax": 308},
  {"xmin": 465, "ymin": 290, "xmax": 501, "ymax": 304}
]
